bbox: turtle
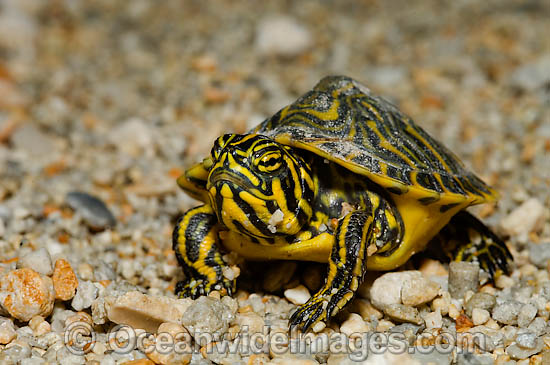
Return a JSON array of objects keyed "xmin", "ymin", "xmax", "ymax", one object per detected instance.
[{"xmin": 173, "ymin": 75, "xmax": 512, "ymax": 332}]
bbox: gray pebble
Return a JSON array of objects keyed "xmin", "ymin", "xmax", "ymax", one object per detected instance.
[
  {"xmin": 513, "ymin": 286, "xmax": 533, "ymax": 303},
  {"xmin": 182, "ymin": 296, "xmax": 235, "ymax": 345},
  {"xmin": 1, "ymin": 341, "xmax": 32, "ymax": 363},
  {"xmin": 12, "ymin": 124, "xmax": 56, "ymax": 157},
  {"xmin": 456, "ymin": 352, "xmax": 494, "ymax": 365},
  {"xmin": 17, "ymin": 248, "xmax": 53, "ymax": 276},
  {"xmin": 448, "ymin": 262, "xmax": 479, "ymax": 299},
  {"xmin": 464, "ymin": 292, "xmax": 496, "ymax": 317},
  {"xmin": 506, "ymin": 337, "xmax": 544, "ymax": 360},
  {"xmin": 91, "ymin": 260, "xmax": 116, "ymax": 281},
  {"xmin": 529, "ymin": 243, "xmax": 550, "ymax": 269},
  {"xmin": 492, "ymin": 301, "xmax": 523, "ymax": 325},
  {"xmin": 410, "ymin": 346, "xmax": 453, "ymax": 365},
  {"xmin": 517, "ymin": 303, "xmax": 537, "ymax": 327},
  {"xmin": 71, "ymin": 281, "xmax": 99, "ymax": 311},
  {"xmin": 509, "ymin": 54, "xmax": 550, "ymax": 91},
  {"xmin": 66, "ymin": 191, "xmax": 116, "ymax": 230},
  {"xmin": 20, "ymin": 357, "xmax": 47, "ymax": 365},
  {"xmin": 382, "ymin": 303, "xmax": 423, "ymax": 325},
  {"xmin": 515, "ymin": 330, "xmax": 537, "ymax": 349},
  {"xmin": 56, "ymin": 347, "xmax": 85, "ymax": 365},
  {"xmin": 390, "ymin": 323, "xmax": 422, "ymax": 345},
  {"xmin": 527, "ymin": 317, "xmax": 547, "ymax": 336},
  {"xmin": 537, "ymin": 281, "xmax": 550, "ymax": 300}
]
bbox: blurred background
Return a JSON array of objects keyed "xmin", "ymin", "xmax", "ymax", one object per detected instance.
[{"xmin": 0, "ymin": 0, "xmax": 548, "ymax": 285}]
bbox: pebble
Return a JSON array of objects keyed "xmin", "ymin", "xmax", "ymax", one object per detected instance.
[
  {"xmin": 108, "ymin": 118, "xmax": 155, "ymax": 157},
  {"xmin": 509, "ymin": 53, "xmax": 550, "ymax": 91},
  {"xmin": 448, "ymin": 262, "xmax": 479, "ymax": 299},
  {"xmin": 500, "ymin": 198, "xmax": 546, "ymax": 236},
  {"xmin": 65, "ymin": 191, "xmax": 116, "ymax": 230},
  {"xmin": 255, "ymin": 16, "xmax": 312, "ymax": 57},
  {"xmin": 401, "ymin": 274, "xmax": 440, "ymax": 306},
  {"xmin": 464, "ymin": 292, "xmax": 496, "ymax": 317},
  {"xmin": 28, "ymin": 315, "xmax": 51, "ymax": 336},
  {"xmin": 506, "ymin": 337, "xmax": 544, "ymax": 360},
  {"xmin": 369, "ymin": 270, "xmax": 437, "ymax": 309},
  {"xmin": 52, "ymin": 258, "xmax": 78, "ymax": 301},
  {"xmin": 492, "ymin": 301, "xmax": 523, "ymax": 325},
  {"xmin": 369, "ymin": 271, "xmax": 406, "ymax": 308},
  {"xmin": 349, "ymin": 298, "xmax": 383, "ymax": 320},
  {"xmin": 16, "ymin": 248, "xmax": 53, "ymax": 276},
  {"xmin": 0, "ymin": 268, "xmax": 55, "ymax": 322},
  {"xmin": 516, "ymin": 330, "xmax": 538, "ymax": 349},
  {"xmin": 181, "ymin": 296, "xmax": 235, "ymax": 345},
  {"xmin": 70, "ymin": 281, "xmax": 98, "ymax": 311},
  {"xmin": 105, "ymin": 291, "xmax": 192, "ymax": 333},
  {"xmin": 382, "ymin": 303, "xmax": 423, "ymax": 325},
  {"xmin": 495, "ymin": 274, "xmax": 515, "ymax": 289},
  {"xmin": 528, "ymin": 242, "xmax": 550, "ymax": 269},
  {"xmin": 422, "ymin": 309, "xmax": 443, "ymax": 329},
  {"xmin": 234, "ymin": 312, "xmax": 265, "ymax": 334},
  {"xmin": 517, "ymin": 303, "xmax": 537, "ymax": 328},
  {"xmin": 339, "ymin": 313, "xmax": 369, "ymax": 337},
  {"xmin": 0, "ymin": 316, "xmax": 16, "ymax": 344},
  {"xmin": 21, "ymin": 357, "xmax": 47, "ymax": 365},
  {"xmin": 11, "ymin": 124, "xmax": 56, "ymax": 157},
  {"xmin": 284, "ymin": 285, "xmax": 310, "ymax": 305},
  {"xmin": 268, "ymin": 355, "xmax": 319, "ymax": 365},
  {"xmin": 455, "ymin": 353, "xmax": 494, "ymax": 365},
  {"xmin": 471, "ymin": 308, "xmax": 490, "ymax": 326},
  {"xmin": 527, "ymin": 317, "xmax": 547, "ymax": 336}
]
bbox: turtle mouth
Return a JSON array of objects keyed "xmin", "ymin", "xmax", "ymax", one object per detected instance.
[{"xmin": 208, "ymin": 169, "xmax": 253, "ymax": 192}]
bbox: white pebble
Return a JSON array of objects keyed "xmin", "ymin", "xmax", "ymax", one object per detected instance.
[
  {"xmin": 340, "ymin": 313, "xmax": 369, "ymax": 337},
  {"xmin": 0, "ymin": 317, "xmax": 16, "ymax": 344},
  {"xmin": 284, "ymin": 285, "xmax": 311, "ymax": 305},
  {"xmin": 471, "ymin": 308, "xmax": 490, "ymax": 325},
  {"xmin": 500, "ymin": 198, "xmax": 546, "ymax": 236},
  {"xmin": 255, "ymin": 16, "xmax": 312, "ymax": 57},
  {"xmin": 422, "ymin": 309, "xmax": 442, "ymax": 329},
  {"xmin": 17, "ymin": 248, "xmax": 53, "ymax": 276},
  {"xmin": 71, "ymin": 281, "xmax": 98, "ymax": 311}
]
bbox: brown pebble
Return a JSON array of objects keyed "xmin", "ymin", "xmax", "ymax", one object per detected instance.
[
  {"xmin": 122, "ymin": 360, "xmax": 156, "ymax": 365},
  {"xmin": 456, "ymin": 313, "xmax": 474, "ymax": 332},
  {"xmin": 52, "ymin": 258, "xmax": 78, "ymax": 301}
]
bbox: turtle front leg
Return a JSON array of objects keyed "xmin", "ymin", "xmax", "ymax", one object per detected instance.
[
  {"xmin": 434, "ymin": 211, "xmax": 513, "ymax": 279},
  {"xmin": 290, "ymin": 210, "xmax": 375, "ymax": 332},
  {"xmin": 173, "ymin": 205, "xmax": 236, "ymax": 298}
]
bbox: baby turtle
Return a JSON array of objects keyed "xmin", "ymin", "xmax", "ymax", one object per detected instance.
[{"xmin": 173, "ymin": 75, "xmax": 512, "ymax": 331}]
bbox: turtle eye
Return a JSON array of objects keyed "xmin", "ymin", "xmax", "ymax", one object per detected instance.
[
  {"xmin": 255, "ymin": 151, "xmax": 283, "ymax": 173},
  {"xmin": 211, "ymin": 134, "xmax": 235, "ymax": 160}
]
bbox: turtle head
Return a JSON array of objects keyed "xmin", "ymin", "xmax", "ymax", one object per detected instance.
[{"xmin": 206, "ymin": 134, "xmax": 315, "ymax": 238}]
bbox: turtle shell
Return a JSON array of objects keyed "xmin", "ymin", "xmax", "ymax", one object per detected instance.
[{"xmin": 251, "ymin": 75, "xmax": 496, "ymax": 205}]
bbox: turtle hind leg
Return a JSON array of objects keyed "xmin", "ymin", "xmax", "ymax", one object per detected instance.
[{"xmin": 435, "ymin": 211, "xmax": 513, "ymax": 280}]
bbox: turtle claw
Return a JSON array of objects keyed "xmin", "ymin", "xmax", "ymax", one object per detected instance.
[
  {"xmin": 289, "ymin": 295, "xmax": 330, "ymax": 332},
  {"xmin": 175, "ymin": 277, "xmax": 236, "ymax": 299}
]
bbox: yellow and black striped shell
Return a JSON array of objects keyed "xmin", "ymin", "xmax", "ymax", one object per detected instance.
[{"xmin": 251, "ymin": 75, "xmax": 496, "ymax": 205}]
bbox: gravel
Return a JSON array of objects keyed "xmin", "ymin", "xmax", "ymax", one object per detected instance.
[
  {"xmin": 448, "ymin": 262, "xmax": 480, "ymax": 299},
  {"xmin": 0, "ymin": 0, "xmax": 548, "ymax": 363}
]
